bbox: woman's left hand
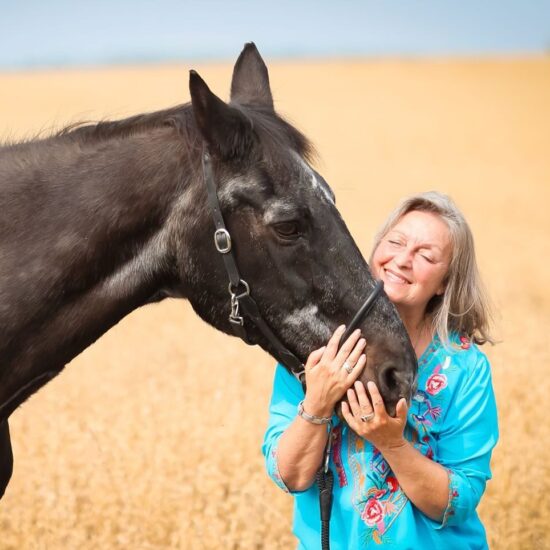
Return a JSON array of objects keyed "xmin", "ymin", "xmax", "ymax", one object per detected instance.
[{"xmin": 341, "ymin": 381, "xmax": 408, "ymax": 453}]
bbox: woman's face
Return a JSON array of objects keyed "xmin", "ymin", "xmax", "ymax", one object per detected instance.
[{"xmin": 371, "ymin": 210, "xmax": 452, "ymax": 316}]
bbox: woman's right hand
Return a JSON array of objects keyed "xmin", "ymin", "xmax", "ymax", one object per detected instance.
[{"xmin": 302, "ymin": 325, "xmax": 367, "ymax": 418}]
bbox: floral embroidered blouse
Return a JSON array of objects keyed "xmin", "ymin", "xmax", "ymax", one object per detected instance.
[{"xmin": 262, "ymin": 333, "xmax": 498, "ymax": 549}]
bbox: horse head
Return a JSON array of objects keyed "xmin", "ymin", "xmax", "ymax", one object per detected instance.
[{"xmin": 181, "ymin": 43, "xmax": 417, "ymax": 413}]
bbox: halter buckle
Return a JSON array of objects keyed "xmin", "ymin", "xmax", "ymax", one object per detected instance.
[{"xmin": 214, "ymin": 228, "xmax": 232, "ymax": 254}]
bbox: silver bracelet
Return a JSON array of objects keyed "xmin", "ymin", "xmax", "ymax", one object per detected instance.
[{"xmin": 297, "ymin": 400, "xmax": 332, "ymax": 425}]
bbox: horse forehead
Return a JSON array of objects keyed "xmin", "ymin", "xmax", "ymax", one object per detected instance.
[{"xmin": 290, "ymin": 152, "xmax": 335, "ymax": 204}]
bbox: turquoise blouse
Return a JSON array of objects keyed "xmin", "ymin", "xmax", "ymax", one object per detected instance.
[{"xmin": 262, "ymin": 334, "xmax": 498, "ymax": 549}]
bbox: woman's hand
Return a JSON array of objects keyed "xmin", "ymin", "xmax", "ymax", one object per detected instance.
[
  {"xmin": 302, "ymin": 325, "xmax": 366, "ymax": 418},
  {"xmin": 341, "ymin": 380, "xmax": 408, "ymax": 453}
]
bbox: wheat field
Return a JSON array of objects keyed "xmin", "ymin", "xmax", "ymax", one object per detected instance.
[{"xmin": 0, "ymin": 57, "xmax": 549, "ymax": 549}]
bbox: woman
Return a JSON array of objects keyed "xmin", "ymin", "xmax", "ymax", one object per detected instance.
[{"xmin": 262, "ymin": 192, "xmax": 498, "ymax": 549}]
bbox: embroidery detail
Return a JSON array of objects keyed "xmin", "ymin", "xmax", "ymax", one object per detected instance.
[
  {"xmin": 347, "ymin": 431, "xmax": 408, "ymax": 543},
  {"xmin": 426, "ymin": 370, "xmax": 447, "ymax": 395},
  {"xmin": 441, "ymin": 468, "xmax": 460, "ymax": 525},
  {"xmin": 459, "ymin": 335, "xmax": 471, "ymax": 350},
  {"xmin": 268, "ymin": 446, "xmax": 289, "ymax": 493},
  {"xmin": 332, "ymin": 424, "xmax": 348, "ymax": 487},
  {"xmin": 362, "ymin": 496, "xmax": 384, "ymax": 527},
  {"xmin": 411, "ymin": 350, "xmax": 459, "ymax": 440}
]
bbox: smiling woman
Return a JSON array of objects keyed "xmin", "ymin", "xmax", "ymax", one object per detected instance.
[
  {"xmin": 372, "ymin": 209, "xmax": 453, "ymax": 353},
  {"xmin": 370, "ymin": 192, "xmax": 495, "ymax": 351},
  {"xmin": 262, "ymin": 191, "xmax": 499, "ymax": 549}
]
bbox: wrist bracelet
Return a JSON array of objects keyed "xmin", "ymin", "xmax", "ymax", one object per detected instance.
[{"xmin": 297, "ymin": 400, "xmax": 332, "ymax": 425}]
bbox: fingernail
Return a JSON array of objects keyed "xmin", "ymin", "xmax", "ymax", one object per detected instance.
[{"xmin": 339, "ymin": 324, "xmax": 346, "ymax": 331}]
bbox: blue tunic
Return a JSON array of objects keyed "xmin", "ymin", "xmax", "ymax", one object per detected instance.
[{"xmin": 262, "ymin": 334, "xmax": 498, "ymax": 549}]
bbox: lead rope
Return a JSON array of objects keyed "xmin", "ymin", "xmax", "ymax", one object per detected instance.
[
  {"xmin": 314, "ymin": 280, "xmax": 384, "ymax": 550},
  {"xmin": 317, "ymin": 421, "xmax": 334, "ymax": 550}
]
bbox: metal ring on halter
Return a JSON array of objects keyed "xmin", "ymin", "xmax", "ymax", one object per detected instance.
[
  {"xmin": 360, "ymin": 412, "xmax": 375, "ymax": 422},
  {"xmin": 342, "ymin": 361, "xmax": 354, "ymax": 374},
  {"xmin": 228, "ymin": 279, "xmax": 250, "ymax": 299}
]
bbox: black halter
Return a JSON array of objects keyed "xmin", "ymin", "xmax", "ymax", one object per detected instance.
[{"xmin": 202, "ymin": 150, "xmax": 384, "ymax": 382}]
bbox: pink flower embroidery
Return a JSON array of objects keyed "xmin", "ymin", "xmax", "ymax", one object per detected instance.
[
  {"xmin": 426, "ymin": 373, "xmax": 447, "ymax": 395},
  {"xmin": 362, "ymin": 497, "xmax": 385, "ymax": 526},
  {"xmin": 459, "ymin": 336, "xmax": 471, "ymax": 349},
  {"xmin": 386, "ymin": 476, "xmax": 399, "ymax": 493}
]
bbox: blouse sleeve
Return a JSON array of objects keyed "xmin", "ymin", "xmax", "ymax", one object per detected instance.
[
  {"xmin": 261, "ymin": 363, "xmax": 305, "ymax": 494},
  {"xmin": 436, "ymin": 352, "xmax": 499, "ymax": 528}
]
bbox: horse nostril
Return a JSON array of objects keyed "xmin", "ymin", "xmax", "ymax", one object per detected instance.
[{"xmin": 378, "ymin": 365, "xmax": 399, "ymax": 392}]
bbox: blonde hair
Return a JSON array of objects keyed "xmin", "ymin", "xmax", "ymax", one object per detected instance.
[{"xmin": 370, "ymin": 191, "xmax": 495, "ymax": 346}]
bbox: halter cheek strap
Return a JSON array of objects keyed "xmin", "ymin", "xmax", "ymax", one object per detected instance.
[{"xmin": 203, "ymin": 151, "xmax": 306, "ymax": 379}]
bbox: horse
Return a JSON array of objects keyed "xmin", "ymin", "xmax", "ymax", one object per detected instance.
[{"xmin": 0, "ymin": 43, "xmax": 417, "ymax": 500}]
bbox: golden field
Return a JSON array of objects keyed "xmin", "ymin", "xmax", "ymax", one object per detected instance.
[{"xmin": 0, "ymin": 57, "xmax": 549, "ymax": 549}]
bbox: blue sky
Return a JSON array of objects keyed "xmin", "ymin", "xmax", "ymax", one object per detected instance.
[{"xmin": 1, "ymin": 0, "xmax": 549, "ymax": 69}]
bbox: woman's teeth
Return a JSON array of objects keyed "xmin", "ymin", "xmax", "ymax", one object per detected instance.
[{"xmin": 385, "ymin": 269, "xmax": 408, "ymax": 284}]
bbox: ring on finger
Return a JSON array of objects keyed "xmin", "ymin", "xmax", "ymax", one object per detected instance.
[
  {"xmin": 360, "ymin": 412, "xmax": 375, "ymax": 422},
  {"xmin": 342, "ymin": 360, "xmax": 354, "ymax": 374}
]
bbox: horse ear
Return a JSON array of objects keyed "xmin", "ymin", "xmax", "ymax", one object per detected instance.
[
  {"xmin": 230, "ymin": 42, "xmax": 273, "ymax": 109},
  {"xmin": 189, "ymin": 70, "xmax": 255, "ymax": 159}
]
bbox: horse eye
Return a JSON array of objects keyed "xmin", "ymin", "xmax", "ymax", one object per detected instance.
[{"xmin": 273, "ymin": 221, "xmax": 300, "ymax": 239}]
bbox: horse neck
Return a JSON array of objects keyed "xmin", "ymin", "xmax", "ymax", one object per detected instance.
[{"xmin": 0, "ymin": 127, "xmax": 201, "ymax": 412}]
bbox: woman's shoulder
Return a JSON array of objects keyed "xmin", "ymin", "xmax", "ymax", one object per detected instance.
[
  {"xmin": 411, "ymin": 333, "xmax": 494, "ymax": 435},
  {"xmin": 416, "ymin": 332, "xmax": 491, "ymax": 400},
  {"xmin": 432, "ymin": 332, "xmax": 490, "ymax": 374}
]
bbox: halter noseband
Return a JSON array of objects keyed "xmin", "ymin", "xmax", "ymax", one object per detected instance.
[{"xmin": 202, "ymin": 150, "xmax": 384, "ymax": 383}]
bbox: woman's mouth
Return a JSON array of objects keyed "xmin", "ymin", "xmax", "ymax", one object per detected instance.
[{"xmin": 384, "ymin": 268, "xmax": 410, "ymax": 284}]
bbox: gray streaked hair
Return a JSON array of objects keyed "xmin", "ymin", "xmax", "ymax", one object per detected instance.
[{"xmin": 370, "ymin": 191, "xmax": 495, "ymax": 346}]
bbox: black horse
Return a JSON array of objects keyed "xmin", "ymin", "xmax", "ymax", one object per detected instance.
[{"xmin": 0, "ymin": 43, "xmax": 416, "ymax": 499}]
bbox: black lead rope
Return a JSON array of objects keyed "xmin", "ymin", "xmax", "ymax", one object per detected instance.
[
  {"xmin": 317, "ymin": 419, "xmax": 335, "ymax": 550},
  {"xmin": 202, "ymin": 149, "xmax": 384, "ymax": 550},
  {"xmin": 317, "ymin": 464, "xmax": 334, "ymax": 550}
]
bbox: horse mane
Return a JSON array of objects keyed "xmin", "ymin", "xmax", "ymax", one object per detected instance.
[
  {"xmin": 55, "ymin": 102, "xmax": 316, "ymax": 162},
  {"xmin": 56, "ymin": 104, "xmax": 196, "ymax": 144}
]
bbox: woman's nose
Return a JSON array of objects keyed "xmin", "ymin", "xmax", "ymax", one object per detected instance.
[{"xmin": 393, "ymin": 248, "xmax": 412, "ymax": 267}]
